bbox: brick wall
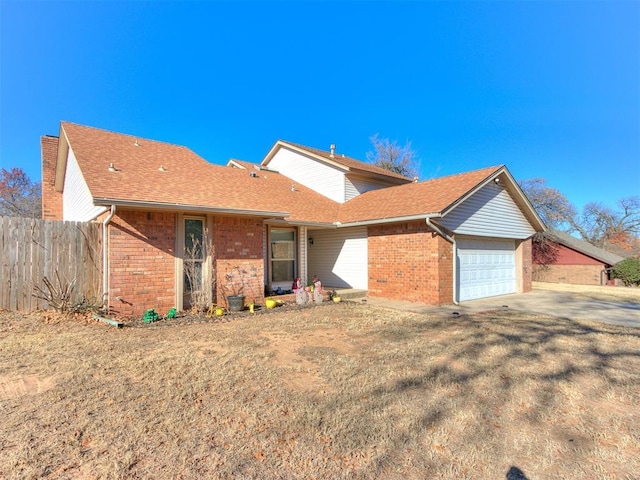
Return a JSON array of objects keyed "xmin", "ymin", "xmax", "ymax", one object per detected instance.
[
  {"xmin": 213, "ymin": 216, "xmax": 265, "ymax": 305},
  {"xmin": 108, "ymin": 210, "xmax": 176, "ymax": 316},
  {"xmin": 40, "ymin": 135, "xmax": 63, "ymax": 220},
  {"xmin": 534, "ymin": 264, "xmax": 605, "ymax": 285},
  {"xmin": 367, "ymin": 221, "xmax": 453, "ymax": 305},
  {"xmin": 519, "ymin": 237, "xmax": 533, "ymax": 293}
]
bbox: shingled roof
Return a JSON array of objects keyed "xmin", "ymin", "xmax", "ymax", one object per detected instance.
[
  {"xmin": 54, "ymin": 122, "xmax": 542, "ymax": 230},
  {"xmin": 262, "ymin": 140, "xmax": 413, "ymax": 183},
  {"xmin": 58, "ymin": 122, "xmax": 339, "ymax": 223}
]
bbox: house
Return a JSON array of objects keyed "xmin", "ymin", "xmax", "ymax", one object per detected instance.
[
  {"xmin": 41, "ymin": 121, "xmax": 545, "ymax": 316},
  {"xmin": 533, "ymin": 229, "xmax": 624, "ymax": 286}
]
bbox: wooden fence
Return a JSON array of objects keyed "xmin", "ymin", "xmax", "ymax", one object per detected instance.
[{"xmin": 0, "ymin": 216, "xmax": 103, "ymax": 311}]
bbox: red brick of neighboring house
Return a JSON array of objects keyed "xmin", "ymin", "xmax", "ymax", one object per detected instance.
[{"xmin": 534, "ymin": 244, "xmax": 610, "ymax": 286}]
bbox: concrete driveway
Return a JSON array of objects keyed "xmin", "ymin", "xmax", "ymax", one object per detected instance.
[
  {"xmin": 455, "ymin": 290, "xmax": 640, "ymax": 328},
  {"xmin": 363, "ymin": 288, "xmax": 640, "ymax": 328}
]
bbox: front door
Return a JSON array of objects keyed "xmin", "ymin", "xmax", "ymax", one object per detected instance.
[
  {"xmin": 269, "ymin": 228, "xmax": 296, "ymax": 292},
  {"xmin": 183, "ymin": 217, "xmax": 205, "ymax": 309}
]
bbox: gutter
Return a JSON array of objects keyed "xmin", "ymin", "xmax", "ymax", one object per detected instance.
[
  {"xmin": 425, "ymin": 217, "xmax": 459, "ymax": 305},
  {"xmin": 102, "ymin": 205, "xmax": 116, "ymax": 310},
  {"xmin": 335, "ymin": 213, "xmax": 439, "ymax": 228},
  {"xmin": 92, "ymin": 198, "xmax": 290, "ymax": 218}
]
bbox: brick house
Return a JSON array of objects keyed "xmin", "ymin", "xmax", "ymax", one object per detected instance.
[
  {"xmin": 41, "ymin": 122, "xmax": 544, "ymax": 316},
  {"xmin": 533, "ymin": 229, "xmax": 624, "ymax": 286}
]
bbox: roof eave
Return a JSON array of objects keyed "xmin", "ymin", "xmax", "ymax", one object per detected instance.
[
  {"xmin": 440, "ymin": 165, "xmax": 547, "ymax": 233},
  {"xmin": 92, "ymin": 198, "xmax": 290, "ymax": 218},
  {"xmin": 54, "ymin": 123, "xmax": 70, "ymax": 192},
  {"xmin": 261, "ymin": 140, "xmax": 350, "ymax": 172}
]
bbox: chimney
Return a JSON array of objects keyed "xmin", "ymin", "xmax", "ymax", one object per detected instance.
[
  {"xmin": 41, "ymin": 135, "xmax": 63, "ymax": 220},
  {"xmin": 330, "ymin": 144, "xmax": 336, "ymax": 158}
]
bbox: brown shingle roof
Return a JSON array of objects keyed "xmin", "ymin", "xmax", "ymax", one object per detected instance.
[
  {"xmin": 337, "ymin": 166, "xmax": 503, "ymax": 223},
  {"xmin": 58, "ymin": 123, "xmax": 527, "ymax": 229},
  {"xmin": 60, "ymin": 122, "xmax": 339, "ymax": 223},
  {"xmin": 266, "ymin": 141, "xmax": 413, "ymax": 182}
]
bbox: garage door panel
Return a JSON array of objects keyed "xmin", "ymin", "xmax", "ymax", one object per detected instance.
[{"xmin": 457, "ymin": 238, "xmax": 516, "ymax": 302}]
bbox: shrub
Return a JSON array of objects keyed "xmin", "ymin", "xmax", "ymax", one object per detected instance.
[{"xmin": 612, "ymin": 258, "xmax": 640, "ymax": 287}]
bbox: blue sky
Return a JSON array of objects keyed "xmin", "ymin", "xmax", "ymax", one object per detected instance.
[{"xmin": 1, "ymin": 0, "xmax": 638, "ymax": 211}]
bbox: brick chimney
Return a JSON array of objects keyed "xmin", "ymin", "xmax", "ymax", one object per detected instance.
[{"xmin": 41, "ymin": 135, "xmax": 63, "ymax": 220}]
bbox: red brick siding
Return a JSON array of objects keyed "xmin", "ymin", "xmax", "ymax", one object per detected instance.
[
  {"xmin": 534, "ymin": 264, "xmax": 605, "ymax": 285},
  {"xmin": 108, "ymin": 210, "xmax": 176, "ymax": 316},
  {"xmin": 520, "ymin": 237, "xmax": 533, "ymax": 293},
  {"xmin": 41, "ymin": 135, "xmax": 63, "ymax": 220},
  {"xmin": 367, "ymin": 221, "xmax": 453, "ymax": 305},
  {"xmin": 213, "ymin": 216, "xmax": 265, "ymax": 305}
]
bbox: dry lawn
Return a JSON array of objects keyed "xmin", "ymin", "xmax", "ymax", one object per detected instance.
[{"xmin": 1, "ymin": 302, "xmax": 639, "ymax": 479}]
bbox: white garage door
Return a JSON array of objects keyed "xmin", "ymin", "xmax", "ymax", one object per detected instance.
[{"xmin": 457, "ymin": 238, "xmax": 516, "ymax": 302}]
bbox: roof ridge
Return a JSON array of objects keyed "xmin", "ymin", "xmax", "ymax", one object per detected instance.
[
  {"xmin": 277, "ymin": 140, "xmax": 412, "ymax": 181},
  {"xmin": 60, "ymin": 121, "xmax": 193, "ymax": 151}
]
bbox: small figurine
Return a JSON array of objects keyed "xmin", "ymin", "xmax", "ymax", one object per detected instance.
[{"xmin": 312, "ymin": 275, "xmax": 323, "ymax": 303}]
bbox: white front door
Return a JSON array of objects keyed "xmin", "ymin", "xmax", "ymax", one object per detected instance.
[{"xmin": 457, "ymin": 237, "xmax": 516, "ymax": 302}]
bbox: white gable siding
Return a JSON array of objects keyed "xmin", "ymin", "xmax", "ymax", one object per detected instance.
[
  {"xmin": 307, "ymin": 227, "xmax": 367, "ymax": 289},
  {"xmin": 440, "ymin": 183, "xmax": 535, "ymax": 239},
  {"xmin": 63, "ymin": 148, "xmax": 106, "ymax": 221},
  {"xmin": 347, "ymin": 176, "xmax": 398, "ymax": 200},
  {"xmin": 267, "ymin": 148, "xmax": 346, "ymax": 203}
]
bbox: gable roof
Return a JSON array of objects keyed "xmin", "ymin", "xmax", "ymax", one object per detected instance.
[
  {"xmin": 261, "ymin": 140, "xmax": 413, "ymax": 184},
  {"xmin": 337, "ymin": 165, "xmax": 544, "ymax": 230},
  {"xmin": 51, "ymin": 122, "xmax": 543, "ymax": 233},
  {"xmin": 57, "ymin": 122, "xmax": 339, "ymax": 223},
  {"xmin": 548, "ymin": 229, "xmax": 625, "ymax": 266}
]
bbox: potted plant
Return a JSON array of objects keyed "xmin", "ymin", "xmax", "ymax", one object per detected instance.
[{"xmin": 223, "ymin": 266, "xmax": 248, "ymax": 312}]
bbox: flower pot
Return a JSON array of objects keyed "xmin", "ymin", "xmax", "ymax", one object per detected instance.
[
  {"xmin": 227, "ymin": 295, "xmax": 245, "ymax": 312},
  {"xmin": 332, "ymin": 296, "xmax": 342, "ymax": 303},
  {"xmin": 215, "ymin": 307, "xmax": 225, "ymax": 316},
  {"xmin": 265, "ymin": 298, "xmax": 277, "ymax": 309}
]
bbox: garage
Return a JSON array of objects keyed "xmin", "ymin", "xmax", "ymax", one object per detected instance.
[{"xmin": 457, "ymin": 237, "xmax": 516, "ymax": 302}]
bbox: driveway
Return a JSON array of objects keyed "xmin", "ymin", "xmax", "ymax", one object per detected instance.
[
  {"xmin": 455, "ymin": 290, "xmax": 640, "ymax": 328},
  {"xmin": 363, "ymin": 288, "xmax": 640, "ymax": 328}
]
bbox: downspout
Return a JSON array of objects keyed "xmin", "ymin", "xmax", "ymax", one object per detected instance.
[
  {"xmin": 425, "ymin": 217, "xmax": 458, "ymax": 305},
  {"xmin": 102, "ymin": 205, "xmax": 116, "ymax": 310}
]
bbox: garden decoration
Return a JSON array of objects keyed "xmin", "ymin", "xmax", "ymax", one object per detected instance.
[
  {"xmin": 144, "ymin": 308, "xmax": 160, "ymax": 323},
  {"xmin": 166, "ymin": 307, "xmax": 177, "ymax": 319},
  {"xmin": 265, "ymin": 297, "xmax": 277, "ymax": 309},
  {"xmin": 312, "ymin": 275, "xmax": 323, "ymax": 303},
  {"xmin": 293, "ymin": 277, "xmax": 308, "ymax": 305}
]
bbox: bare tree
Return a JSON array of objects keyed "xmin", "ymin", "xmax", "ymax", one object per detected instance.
[
  {"xmin": 0, "ymin": 167, "xmax": 41, "ymax": 218},
  {"xmin": 521, "ymin": 177, "xmax": 640, "ymax": 256},
  {"xmin": 573, "ymin": 197, "xmax": 640, "ymax": 253},
  {"xmin": 519, "ymin": 178, "xmax": 576, "ymax": 230},
  {"xmin": 366, "ymin": 134, "xmax": 419, "ymax": 179}
]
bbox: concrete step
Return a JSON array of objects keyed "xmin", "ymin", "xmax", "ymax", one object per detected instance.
[{"xmin": 331, "ymin": 288, "xmax": 368, "ymax": 300}]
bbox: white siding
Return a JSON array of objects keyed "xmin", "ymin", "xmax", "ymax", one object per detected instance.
[
  {"xmin": 347, "ymin": 175, "xmax": 398, "ymax": 200},
  {"xmin": 440, "ymin": 182, "xmax": 535, "ymax": 239},
  {"xmin": 457, "ymin": 237, "xmax": 516, "ymax": 301},
  {"xmin": 267, "ymin": 148, "xmax": 346, "ymax": 203},
  {"xmin": 62, "ymin": 148, "xmax": 106, "ymax": 221},
  {"xmin": 307, "ymin": 227, "xmax": 367, "ymax": 289}
]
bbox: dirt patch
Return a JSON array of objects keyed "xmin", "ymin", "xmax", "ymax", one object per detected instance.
[
  {"xmin": 0, "ymin": 374, "xmax": 57, "ymax": 400},
  {"xmin": 262, "ymin": 328, "xmax": 360, "ymax": 392}
]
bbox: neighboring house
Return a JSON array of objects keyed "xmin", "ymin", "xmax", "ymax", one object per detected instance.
[
  {"xmin": 41, "ymin": 122, "xmax": 545, "ymax": 316},
  {"xmin": 533, "ymin": 229, "xmax": 624, "ymax": 286}
]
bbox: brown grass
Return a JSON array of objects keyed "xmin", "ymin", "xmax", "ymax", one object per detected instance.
[{"xmin": 1, "ymin": 303, "xmax": 639, "ymax": 479}]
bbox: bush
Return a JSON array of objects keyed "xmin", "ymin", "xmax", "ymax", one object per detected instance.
[{"xmin": 612, "ymin": 258, "xmax": 640, "ymax": 287}]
